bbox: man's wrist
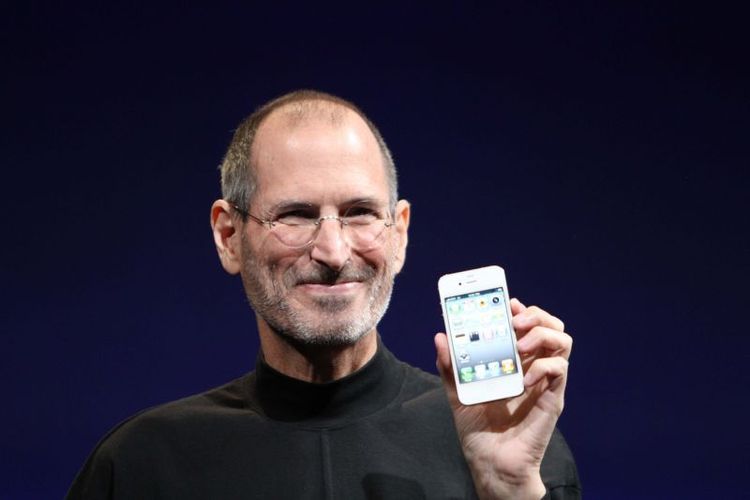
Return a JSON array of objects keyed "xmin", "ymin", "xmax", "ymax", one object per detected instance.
[
  {"xmin": 476, "ymin": 478, "xmax": 545, "ymax": 500},
  {"xmin": 467, "ymin": 460, "xmax": 545, "ymax": 500}
]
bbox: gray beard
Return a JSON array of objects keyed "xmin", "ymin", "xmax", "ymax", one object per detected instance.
[
  {"xmin": 260, "ymin": 283, "xmax": 393, "ymax": 347},
  {"xmin": 239, "ymin": 234, "xmax": 395, "ymax": 347}
]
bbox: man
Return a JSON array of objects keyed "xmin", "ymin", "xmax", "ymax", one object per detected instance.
[{"xmin": 68, "ymin": 90, "xmax": 580, "ymax": 499}]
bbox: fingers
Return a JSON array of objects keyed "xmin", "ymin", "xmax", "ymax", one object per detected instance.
[
  {"xmin": 434, "ymin": 333, "xmax": 461, "ymax": 408},
  {"xmin": 523, "ymin": 356, "xmax": 569, "ymax": 393},
  {"xmin": 513, "ymin": 304, "xmax": 565, "ymax": 333},
  {"xmin": 510, "ymin": 298, "xmax": 527, "ymax": 316},
  {"xmin": 511, "ymin": 302, "xmax": 572, "ymax": 402},
  {"xmin": 516, "ymin": 326, "xmax": 572, "ymax": 360},
  {"xmin": 434, "ymin": 333, "xmax": 455, "ymax": 388}
]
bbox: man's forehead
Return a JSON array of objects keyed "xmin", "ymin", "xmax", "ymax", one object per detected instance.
[
  {"xmin": 253, "ymin": 101, "xmax": 375, "ymax": 142},
  {"xmin": 250, "ymin": 101, "xmax": 382, "ymax": 166},
  {"xmin": 248, "ymin": 101, "xmax": 388, "ymax": 204}
]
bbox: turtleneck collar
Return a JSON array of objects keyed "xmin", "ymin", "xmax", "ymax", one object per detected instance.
[{"xmin": 251, "ymin": 341, "xmax": 405, "ymax": 426}]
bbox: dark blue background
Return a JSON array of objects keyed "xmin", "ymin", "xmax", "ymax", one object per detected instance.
[{"xmin": 2, "ymin": 2, "xmax": 747, "ymax": 498}]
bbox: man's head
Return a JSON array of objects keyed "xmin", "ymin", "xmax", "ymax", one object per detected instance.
[
  {"xmin": 211, "ymin": 91, "xmax": 410, "ymax": 348},
  {"xmin": 219, "ymin": 90, "xmax": 399, "ymax": 214}
]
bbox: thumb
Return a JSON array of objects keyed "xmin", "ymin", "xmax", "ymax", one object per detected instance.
[{"xmin": 434, "ymin": 333, "xmax": 460, "ymax": 406}]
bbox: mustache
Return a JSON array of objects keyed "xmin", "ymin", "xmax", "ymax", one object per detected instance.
[{"xmin": 290, "ymin": 263, "xmax": 377, "ymax": 286}]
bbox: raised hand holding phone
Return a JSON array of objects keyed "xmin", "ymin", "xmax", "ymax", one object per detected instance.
[
  {"xmin": 438, "ymin": 266, "xmax": 525, "ymax": 404},
  {"xmin": 436, "ymin": 266, "xmax": 573, "ymax": 499}
]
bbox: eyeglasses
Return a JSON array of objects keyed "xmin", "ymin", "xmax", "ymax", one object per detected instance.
[{"xmin": 231, "ymin": 201, "xmax": 395, "ymax": 250}]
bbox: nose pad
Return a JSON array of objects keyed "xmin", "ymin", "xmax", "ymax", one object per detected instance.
[
  {"xmin": 312, "ymin": 216, "xmax": 346, "ymax": 243},
  {"xmin": 309, "ymin": 217, "xmax": 351, "ymax": 270}
]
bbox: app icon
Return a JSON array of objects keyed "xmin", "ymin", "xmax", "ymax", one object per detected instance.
[
  {"xmin": 488, "ymin": 361, "xmax": 501, "ymax": 376},
  {"xmin": 501, "ymin": 358, "xmax": 516, "ymax": 374},
  {"xmin": 463, "ymin": 300, "xmax": 476, "ymax": 313},
  {"xmin": 480, "ymin": 313, "xmax": 492, "ymax": 325},
  {"xmin": 460, "ymin": 366, "xmax": 474, "ymax": 382},
  {"xmin": 474, "ymin": 364, "xmax": 487, "ymax": 379},
  {"xmin": 496, "ymin": 325, "xmax": 509, "ymax": 337},
  {"xmin": 458, "ymin": 350, "xmax": 470, "ymax": 363},
  {"xmin": 465, "ymin": 318, "xmax": 480, "ymax": 329},
  {"xmin": 478, "ymin": 298, "xmax": 488, "ymax": 308},
  {"xmin": 448, "ymin": 302, "xmax": 462, "ymax": 314},
  {"xmin": 469, "ymin": 331, "xmax": 480, "ymax": 342},
  {"xmin": 491, "ymin": 296, "xmax": 501, "ymax": 306},
  {"xmin": 482, "ymin": 328, "xmax": 496, "ymax": 341},
  {"xmin": 454, "ymin": 333, "xmax": 469, "ymax": 345}
]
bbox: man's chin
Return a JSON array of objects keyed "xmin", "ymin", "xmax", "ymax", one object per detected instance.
[
  {"xmin": 273, "ymin": 320, "xmax": 372, "ymax": 348},
  {"xmin": 309, "ymin": 295, "xmax": 356, "ymax": 314},
  {"xmin": 291, "ymin": 284, "xmax": 366, "ymax": 313}
]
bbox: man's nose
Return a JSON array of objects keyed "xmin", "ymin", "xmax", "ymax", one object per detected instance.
[{"xmin": 309, "ymin": 218, "xmax": 351, "ymax": 271}]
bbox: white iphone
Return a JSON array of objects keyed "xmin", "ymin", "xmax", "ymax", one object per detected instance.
[{"xmin": 438, "ymin": 265, "xmax": 525, "ymax": 405}]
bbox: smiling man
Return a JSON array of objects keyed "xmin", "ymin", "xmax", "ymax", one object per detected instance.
[
  {"xmin": 214, "ymin": 97, "xmax": 409, "ymax": 382},
  {"xmin": 68, "ymin": 91, "xmax": 581, "ymax": 499}
]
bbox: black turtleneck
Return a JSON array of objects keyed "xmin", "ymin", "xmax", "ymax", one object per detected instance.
[
  {"xmin": 252, "ymin": 344, "xmax": 405, "ymax": 424},
  {"xmin": 68, "ymin": 343, "xmax": 581, "ymax": 499}
]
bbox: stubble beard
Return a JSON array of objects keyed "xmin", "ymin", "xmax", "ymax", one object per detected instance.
[{"xmin": 239, "ymin": 233, "xmax": 395, "ymax": 347}]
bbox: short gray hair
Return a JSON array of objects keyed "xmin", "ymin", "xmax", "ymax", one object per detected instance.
[{"xmin": 219, "ymin": 90, "xmax": 398, "ymax": 212}]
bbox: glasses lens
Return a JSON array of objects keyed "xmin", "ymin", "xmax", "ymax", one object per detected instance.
[
  {"xmin": 343, "ymin": 204, "xmax": 390, "ymax": 250},
  {"xmin": 268, "ymin": 204, "xmax": 392, "ymax": 249},
  {"xmin": 274, "ymin": 223, "xmax": 316, "ymax": 248}
]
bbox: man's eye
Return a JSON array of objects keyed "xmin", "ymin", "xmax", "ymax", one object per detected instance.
[
  {"xmin": 276, "ymin": 210, "xmax": 316, "ymax": 225},
  {"xmin": 345, "ymin": 207, "xmax": 379, "ymax": 225}
]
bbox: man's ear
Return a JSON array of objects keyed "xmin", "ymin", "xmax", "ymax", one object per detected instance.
[
  {"xmin": 392, "ymin": 199, "xmax": 411, "ymax": 274},
  {"xmin": 211, "ymin": 200, "xmax": 242, "ymax": 275}
]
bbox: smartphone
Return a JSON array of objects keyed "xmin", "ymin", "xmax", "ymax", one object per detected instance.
[{"xmin": 438, "ymin": 265, "xmax": 524, "ymax": 405}]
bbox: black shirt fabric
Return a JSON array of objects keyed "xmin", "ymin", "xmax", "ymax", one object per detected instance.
[{"xmin": 67, "ymin": 344, "xmax": 581, "ymax": 499}]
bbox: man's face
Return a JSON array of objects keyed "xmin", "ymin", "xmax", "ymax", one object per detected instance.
[{"xmin": 237, "ymin": 109, "xmax": 408, "ymax": 346}]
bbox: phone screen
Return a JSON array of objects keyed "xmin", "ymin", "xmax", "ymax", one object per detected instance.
[{"xmin": 444, "ymin": 287, "xmax": 519, "ymax": 384}]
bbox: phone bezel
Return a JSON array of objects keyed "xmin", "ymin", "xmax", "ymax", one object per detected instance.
[{"xmin": 438, "ymin": 265, "xmax": 525, "ymax": 405}]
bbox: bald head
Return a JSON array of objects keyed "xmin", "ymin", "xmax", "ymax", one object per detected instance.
[
  {"xmin": 219, "ymin": 90, "xmax": 398, "ymax": 213},
  {"xmin": 264, "ymin": 98, "xmax": 349, "ymax": 129}
]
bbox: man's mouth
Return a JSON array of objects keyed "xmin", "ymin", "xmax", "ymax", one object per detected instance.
[
  {"xmin": 297, "ymin": 281, "xmax": 362, "ymax": 292},
  {"xmin": 293, "ymin": 265, "xmax": 375, "ymax": 288}
]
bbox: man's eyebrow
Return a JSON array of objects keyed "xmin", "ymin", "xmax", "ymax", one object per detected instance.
[
  {"xmin": 262, "ymin": 197, "xmax": 387, "ymax": 216},
  {"xmin": 341, "ymin": 197, "xmax": 384, "ymax": 207},
  {"xmin": 263, "ymin": 200, "xmax": 315, "ymax": 215}
]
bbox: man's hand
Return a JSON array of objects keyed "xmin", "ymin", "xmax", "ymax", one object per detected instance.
[{"xmin": 435, "ymin": 298, "xmax": 572, "ymax": 500}]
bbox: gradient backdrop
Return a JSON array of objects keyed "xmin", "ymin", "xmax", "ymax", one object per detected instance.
[{"xmin": 2, "ymin": 3, "xmax": 747, "ymax": 498}]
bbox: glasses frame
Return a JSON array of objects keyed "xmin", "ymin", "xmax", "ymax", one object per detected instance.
[{"xmin": 230, "ymin": 201, "xmax": 396, "ymax": 249}]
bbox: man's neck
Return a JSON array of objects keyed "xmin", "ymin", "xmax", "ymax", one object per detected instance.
[{"xmin": 256, "ymin": 323, "xmax": 379, "ymax": 383}]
